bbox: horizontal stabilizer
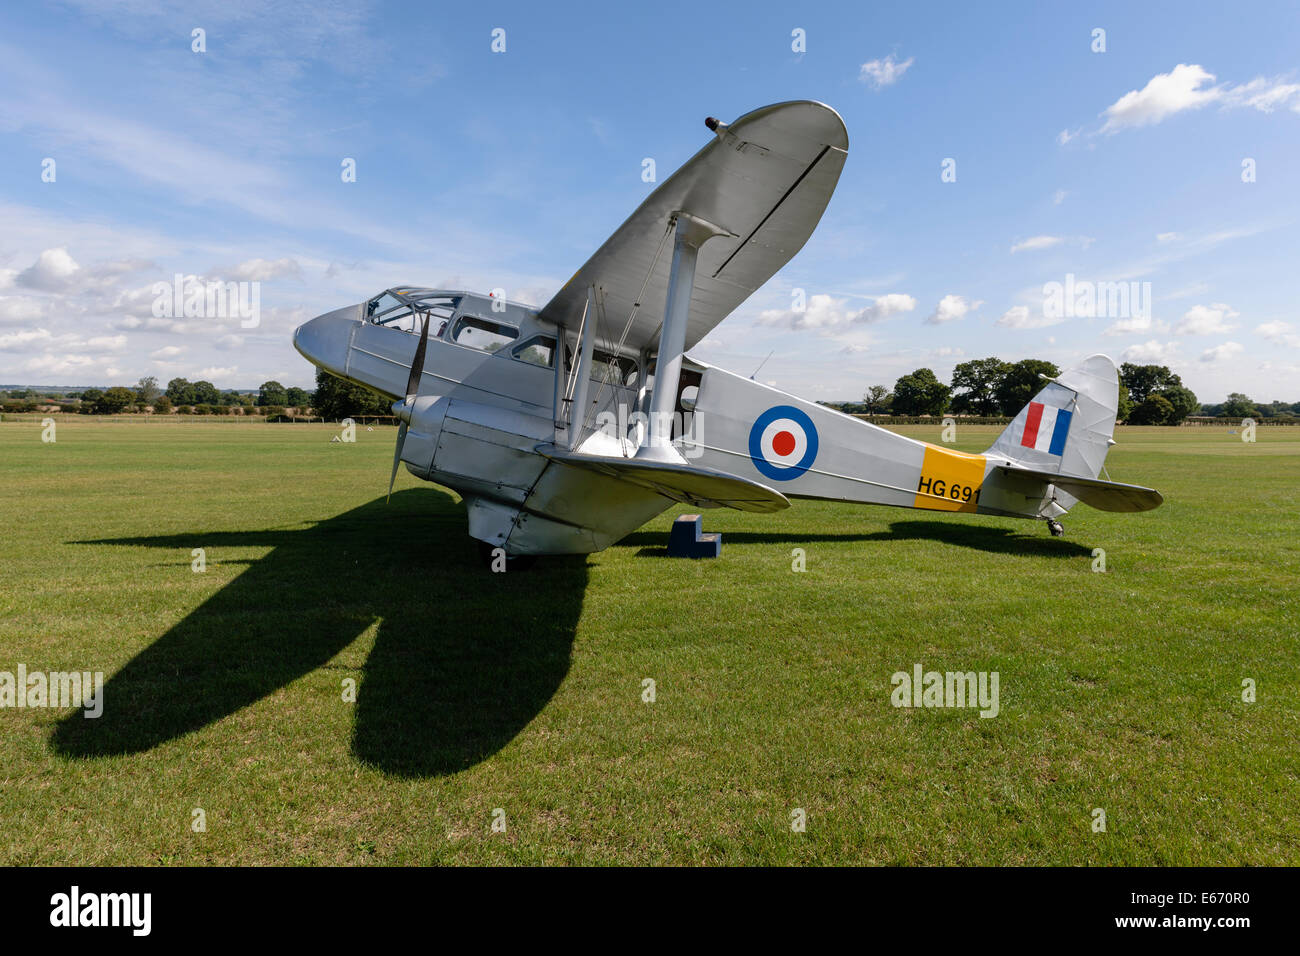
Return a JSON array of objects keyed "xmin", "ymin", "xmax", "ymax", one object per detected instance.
[
  {"xmin": 537, "ymin": 445, "xmax": 789, "ymax": 513},
  {"xmin": 996, "ymin": 465, "xmax": 1163, "ymax": 513}
]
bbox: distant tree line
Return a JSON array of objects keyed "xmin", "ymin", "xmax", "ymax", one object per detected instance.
[
  {"xmin": 2, "ymin": 375, "xmax": 311, "ymax": 416},
  {"xmin": 1201, "ymin": 395, "xmax": 1299, "ymax": 420},
  {"xmin": 3, "ymin": 370, "xmax": 394, "ymax": 421},
  {"xmin": 837, "ymin": 359, "xmax": 1290, "ymax": 425}
]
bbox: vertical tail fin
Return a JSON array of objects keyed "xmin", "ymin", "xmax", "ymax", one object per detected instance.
[{"xmin": 985, "ymin": 354, "xmax": 1118, "ymax": 479}]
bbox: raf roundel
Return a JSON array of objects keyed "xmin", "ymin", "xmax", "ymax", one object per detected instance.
[{"xmin": 748, "ymin": 405, "xmax": 819, "ymax": 481}]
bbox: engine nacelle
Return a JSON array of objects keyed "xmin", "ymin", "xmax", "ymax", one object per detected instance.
[{"xmin": 398, "ymin": 394, "xmax": 451, "ymax": 478}]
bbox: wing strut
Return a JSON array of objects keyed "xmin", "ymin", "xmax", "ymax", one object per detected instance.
[
  {"xmin": 635, "ymin": 212, "xmax": 733, "ymax": 463},
  {"xmin": 566, "ymin": 286, "xmax": 599, "ymax": 449},
  {"xmin": 551, "ymin": 314, "xmax": 569, "ymax": 445}
]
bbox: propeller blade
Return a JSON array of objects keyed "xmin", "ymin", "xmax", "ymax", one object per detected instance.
[
  {"xmin": 405, "ymin": 314, "xmax": 430, "ymax": 403},
  {"xmin": 387, "ymin": 420, "xmax": 407, "ymax": 503}
]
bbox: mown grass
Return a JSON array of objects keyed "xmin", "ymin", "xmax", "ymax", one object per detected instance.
[{"xmin": 1, "ymin": 418, "xmax": 1296, "ymax": 865}]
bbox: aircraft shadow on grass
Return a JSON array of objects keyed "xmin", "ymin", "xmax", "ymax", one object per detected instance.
[
  {"xmin": 53, "ymin": 503, "xmax": 1087, "ymax": 776},
  {"xmin": 622, "ymin": 518, "xmax": 1094, "ymax": 559},
  {"xmin": 51, "ymin": 489, "xmax": 588, "ymax": 778}
]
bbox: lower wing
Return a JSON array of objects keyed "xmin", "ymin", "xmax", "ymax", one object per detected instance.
[{"xmin": 536, "ymin": 445, "xmax": 789, "ymax": 514}]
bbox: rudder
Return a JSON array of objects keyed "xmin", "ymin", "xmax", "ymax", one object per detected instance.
[{"xmin": 985, "ymin": 354, "xmax": 1118, "ymax": 480}]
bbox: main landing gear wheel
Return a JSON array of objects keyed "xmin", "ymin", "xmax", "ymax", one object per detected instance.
[{"xmin": 1047, "ymin": 519, "xmax": 1064, "ymax": 537}]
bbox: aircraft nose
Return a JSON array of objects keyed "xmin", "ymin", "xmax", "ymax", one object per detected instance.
[{"xmin": 293, "ymin": 304, "xmax": 363, "ymax": 378}]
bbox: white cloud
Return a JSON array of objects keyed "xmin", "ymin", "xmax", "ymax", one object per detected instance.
[
  {"xmin": 1122, "ymin": 340, "xmax": 1179, "ymax": 363},
  {"xmin": 229, "ymin": 257, "xmax": 302, "ymax": 282},
  {"xmin": 758, "ymin": 293, "xmax": 851, "ymax": 330},
  {"xmin": 109, "ymin": 315, "xmax": 202, "ymax": 334},
  {"xmin": 1156, "ymin": 232, "xmax": 1180, "ymax": 243},
  {"xmin": 859, "ymin": 54, "xmax": 914, "ymax": 89},
  {"xmin": 1222, "ymin": 76, "xmax": 1300, "ymax": 113},
  {"xmin": 1056, "ymin": 128, "xmax": 1078, "ymax": 146},
  {"xmin": 17, "ymin": 247, "xmax": 82, "ymax": 291},
  {"xmin": 758, "ymin": 292, "xmax": 916, "ymax": 330},
  {"xmin": 1101, "ymin": 64, "xmax": 1221, "ymax": 132},
  {"xmin": 1099, "ymin": 65, "xmax": 1300, "ymax": 134},
  {"xmin": 1199, "ymin": 341, "xmax": 1244, "ymax": 363},
  {"xmin": 78, "ymin": 335, "xmax": 127, "ymax": 352},
  {"xmin": 0, "ymin": 328, "xmax": 125, "ymax": 355},
  {"xmin": 925, "ymin": 294, "xmax": 981, "ymax": 325},
  {"xmin": 0, "ymin": 296, "xmax": 49, "ymax": 324},
  {"xmin": 150, "ymin": 346, "xmax": 186, "ymax": 359},
  {"xmin": 1010, "ymin": 235, "xmax": 1064, "ymax": 254},
  {"xmin": 996, "ymin": 306, "xmax": 1062, "ymax": 330},
  {"xmin": 196, "ymin": 366, "xmax": 238, "ymax": 381},
  {"xmin": 1103, "ymin": 315, "xmax": 1167, "ymax": 336},
  {"xmin": 1176, "ymin": 302, "xmax": 1239, "ymax": 335},
  {"xmin": 1256, "ymin": 321, "xmax": 1300, "ymax": 347},
  {"xmin": 858, "ymin": 293, "xmax": 918, "ymax": 322},
  {"xmin": 0, "ymin": 328, "xmax": 53, "ymax": 350},
  {"xmin": 21, "ymin": 352, "xmax": 99, "ymax": 376},
  {"xmin": 256, "ymin": 304, "xmax": 309, "ymax": 332},
  {"xmin": 1052, "ymin": 189, "xmax": 1067, "ymax": 205}
]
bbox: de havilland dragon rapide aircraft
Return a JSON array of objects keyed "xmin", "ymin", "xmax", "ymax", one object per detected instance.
[{"xmin": 294, "ymin": 101, "xmax": 1162, "ymax": 558}]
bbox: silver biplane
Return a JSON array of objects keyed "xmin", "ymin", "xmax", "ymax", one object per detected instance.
[{"xmin": 294, "ymin": 101, "xmax": 1161, "ymax": 558}]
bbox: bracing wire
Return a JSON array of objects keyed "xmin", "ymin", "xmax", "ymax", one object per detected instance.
[{"xmin": 579, "ymin": 218, "xmax": 676, "ymax": 449}]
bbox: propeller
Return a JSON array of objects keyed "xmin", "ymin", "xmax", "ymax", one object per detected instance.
[{"xmin": 388, "ymin": 313, "xmax": 430, "ymax": 502}]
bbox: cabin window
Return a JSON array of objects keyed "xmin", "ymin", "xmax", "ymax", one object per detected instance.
[
  {"xmin": 513, "ymin": 336, "xmax": 557, "ymax": 368},
  {"xmin": 452, "ymin": 315, "xmax": 518, "ymax": 352},
  {"xmin": 592, "ymin": 350, "xmax": 638, "ymax": 387}
]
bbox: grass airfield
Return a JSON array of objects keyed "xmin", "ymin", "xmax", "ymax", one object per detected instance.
[{"xmin": 1, "ymin": 418, "xmax": 1296, "ymax": 865}]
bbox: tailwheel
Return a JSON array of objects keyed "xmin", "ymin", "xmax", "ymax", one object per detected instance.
[{"xmin": 1047, "ymin": 519, "xmax": 1065, "ymax": 537}]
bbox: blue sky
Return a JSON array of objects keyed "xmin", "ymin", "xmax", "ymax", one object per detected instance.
[{"xmin": 1, "ymin": 0, "xmax": 1297, "ymax": 401}]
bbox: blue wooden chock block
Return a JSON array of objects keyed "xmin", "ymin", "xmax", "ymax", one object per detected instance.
[{"xmin": 667, "ymin": 513, "xmax": 721, "ymax": 558}]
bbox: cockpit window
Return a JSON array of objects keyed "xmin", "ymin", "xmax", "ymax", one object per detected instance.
[
  {"xmin": 366, "ymin": 288, "xmax": 461, "ymax": 334},
  {"xmin": 367, "ymin": 293, "xmax": 402, "ymax": 319},
  {"xmin": 452, "ymin": 315, "xmax": 517, "ymax": 352}
]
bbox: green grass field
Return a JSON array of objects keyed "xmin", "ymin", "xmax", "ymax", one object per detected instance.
[{"xmin": 1, "ymin": 418, "xmax": 1296, "ymax": 865}]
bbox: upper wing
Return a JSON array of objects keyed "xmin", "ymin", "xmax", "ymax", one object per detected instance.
[{"xmin": 539, "ymin": 101, "xmax": 848, "ymax": 352}]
